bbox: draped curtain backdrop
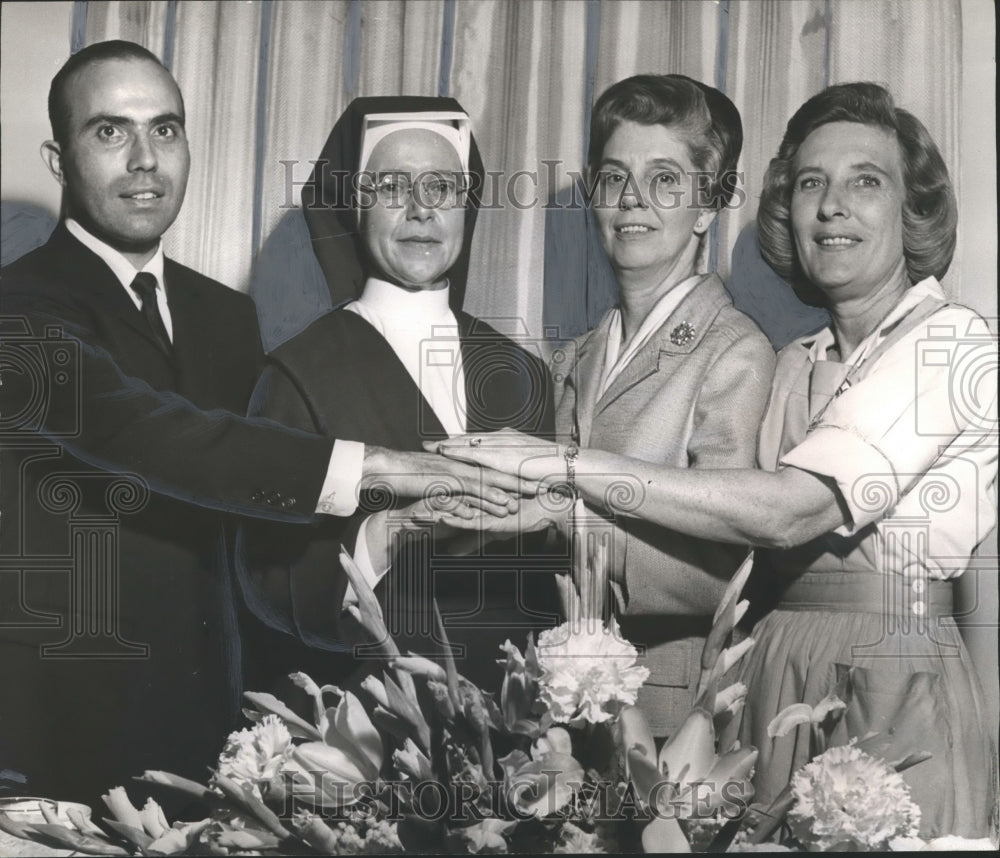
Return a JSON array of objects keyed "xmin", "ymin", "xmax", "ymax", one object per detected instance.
[
  {"xmin": 75, "ymin": 0, "xmax": 968, "ymax": 347},
  {"xmin": 6, "ymin": 0, "xmax": 994, "ymax": 745}
]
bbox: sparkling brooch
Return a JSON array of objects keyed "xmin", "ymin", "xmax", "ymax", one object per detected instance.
[{"xmin": 670, "ymin": 322, "xmax": 696, "ymax": 346}]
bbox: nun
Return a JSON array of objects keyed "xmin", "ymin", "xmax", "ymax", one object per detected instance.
[{"xmin": 236, "ymin": 97, "xmax": 558, "ymax": 690}]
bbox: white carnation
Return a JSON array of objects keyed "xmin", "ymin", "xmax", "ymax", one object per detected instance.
[
  {"xmin": 217, "ymin": 714, "xmax": 293, "ymax": 794},
  {"xmin": 535, "ymin": 616, "xmax": 649, "ymax": 726},
  {"xmin": 789, "ymin": 741, "xmax": 920, "ymax": 851}
]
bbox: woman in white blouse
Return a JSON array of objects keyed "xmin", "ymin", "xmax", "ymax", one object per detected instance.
[{"xmin": 433, "ymin": 82, "xmax": 997, "ymax": 838}]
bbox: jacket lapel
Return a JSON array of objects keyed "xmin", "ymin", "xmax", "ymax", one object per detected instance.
[
  {"xmin": 164, "ymin": 260, "xmax": 216, "ymax": 399},
  {"xmin": 48, "ymin": 225, "xmax": 175, "ymax": 361},
  {"xmin": 595, "ymin": 273, "xmax": 729, "ymax": 415},
  {"xmin": 568, "ymin": 320, "xmax": 610, "ymax": 446}
]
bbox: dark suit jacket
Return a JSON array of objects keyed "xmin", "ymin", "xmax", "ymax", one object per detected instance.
[
  {"xmin": 0, "ymin": 226, "xmax": 329, "ymax": 808},
  {"xmin": 238, "ymin": 308, "xmax": 560, "ymax": 690}
]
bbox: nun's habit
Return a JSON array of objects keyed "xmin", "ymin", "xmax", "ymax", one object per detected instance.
[{"xmin": 237, "ymin": 97, "xmax": 557, "ymax": 691}]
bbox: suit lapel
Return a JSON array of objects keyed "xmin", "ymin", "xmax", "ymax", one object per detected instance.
[
  {"xmin": 594, "ymin": 274, "xmax": 728, "ymax": 415},
  {"xmin": 48, "ymin": 225, "xmax": 175, "ymax": 366}
]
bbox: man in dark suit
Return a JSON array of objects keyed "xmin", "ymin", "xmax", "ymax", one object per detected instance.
[{"xmin": 0, "ymin": 41, "xmax": 516, "ymax": 809}]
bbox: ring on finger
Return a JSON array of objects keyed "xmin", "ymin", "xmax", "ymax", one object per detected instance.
[{"xmin": 469, "ymin": 437, "xmax": 482, "ymax": 448}]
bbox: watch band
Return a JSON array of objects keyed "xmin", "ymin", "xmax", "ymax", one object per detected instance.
[{"xmin": 564, "ymin": 442, "xmax": 580, "ymax": 497}]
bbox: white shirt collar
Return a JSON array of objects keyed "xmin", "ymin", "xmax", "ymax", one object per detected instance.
[
  {"xmin": 803, "ymin": 277, "xmax": 944, "ymax": 365},
  {"xmin": 65, "ymin": 218, "xmax": 166, "ymax": 296},
  {"xmin": 355, "ymin": 276, "xmax": 454, "ymax": 329}
]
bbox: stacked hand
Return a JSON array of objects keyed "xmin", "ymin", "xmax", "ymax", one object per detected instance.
[
  {"xmin": 360, "ymin": 433, "xmax": 571, "ymax": 533},
  {"xmin": 422, "ymin": 429, "xmax": 567, "ymax": 485},
  {"xmin": 403, "ymin": 429, "xmax": 572, "ymax": 533},
  {"xmin": 361, "ymin": 445, "xmax": 542, "ymax": 518}
]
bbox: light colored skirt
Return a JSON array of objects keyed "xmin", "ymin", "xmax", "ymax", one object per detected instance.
[{"xmin": 732, "ymin": 572, "xmax": 997, "ymax": 838}]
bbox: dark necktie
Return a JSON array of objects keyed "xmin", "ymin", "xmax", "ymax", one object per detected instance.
[{"xmin": 130, "ymin": 272, "xmax": 172, "ymax": 355}]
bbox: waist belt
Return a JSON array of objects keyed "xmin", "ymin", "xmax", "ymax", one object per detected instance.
[
  {"xmin": 775, "ymin": 572, "xmax": 953, "ymax": 618},
  {"xmin": 618, "ymin": 614, "xmax": 714, "ymax": 643}
]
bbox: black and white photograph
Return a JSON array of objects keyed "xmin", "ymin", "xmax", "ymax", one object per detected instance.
[{"xmin": 0, "ymin": 0, "xmax": 996, "ymax": 853}]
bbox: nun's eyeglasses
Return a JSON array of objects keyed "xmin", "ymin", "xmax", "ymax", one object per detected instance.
[{"xmin": 358, "ymin": 172, "xmax": 468, "ymax": 210}]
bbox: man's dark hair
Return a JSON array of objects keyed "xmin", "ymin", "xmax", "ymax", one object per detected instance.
[{"xmin": 48, "ymin": 39, "xmax": 183, "ymax": 146}]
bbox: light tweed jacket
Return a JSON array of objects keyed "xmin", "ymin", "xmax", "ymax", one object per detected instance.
[{"xmin": 555, "ymin": 273, "xmax": 776, "ymax": 736}]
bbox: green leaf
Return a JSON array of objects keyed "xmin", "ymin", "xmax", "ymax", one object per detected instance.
[
  {"xmin": 213, "ymin": 827, "xmax": 283, "ymax": 850},
  {"xmin": 372, "ymin": 703, "xmax": 418, "ymax": 744},
  {"xmin": 393, "ymin": 737, "xmax": 434, "ymax": 781},
  {"xmin": 702, "ymin": 551, "xmax": 754, "ymax": 675},
  {"xmin": 17, "ymin": 822, "xmax": 131, "ymax": 856},
  {"xmin": 433, "ymin": 602, "xmax": 463, "ymax": 714},
  {"xmin": 102, "ymin": 817, "xmax": 154, "ymax": 849},
  {"xmin": 339, "ymin": 547, "xmax": 400, "ymax": 660},
  {"xmin": 384, "ymin": 672, "xmax": 432, "ymax": 751},
  {"xmin": 146, "ymin": 819, "xmax": 213, "ymax": 855},
  {"xmin": 890, "ymin": 751, "xmax": 934, "ymax": 772},
  {"xmin": 747, "ymin": 785, "xmax": 796, "ymax": 844},
  {"xmin": 242, "ymin": 691, "xmax": 323, "ymax": 740},
  {"xmin": 0, "ymin": 813, "xmax": 39, "ymax": 841},
  {"xmin": 212, "ymin": 773, "xmax": 291, "ymax": 838},
  {"xmin": 392, "ymin": 654, "xmax": 448, "ymax": 682},
  {"xmin": 137, "ymin": 770, "xmax": 218, "ymax": 803}
]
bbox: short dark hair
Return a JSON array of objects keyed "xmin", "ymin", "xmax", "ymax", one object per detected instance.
[
  {"xmin": 757, "ymin": 81, "xmax": 957, "ymax": 292},
  {"xmin": 48, "ymin": 40, "xmax": 182, "ymax": 146},
  {"xmin": 587, "ymin": 73, "xmax": 743, "ymax": 208}
]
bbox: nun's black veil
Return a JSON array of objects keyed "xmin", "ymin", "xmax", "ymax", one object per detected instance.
[{"xmin": 302, "ymin": 96, "xmax": 486, "ymax": 314}]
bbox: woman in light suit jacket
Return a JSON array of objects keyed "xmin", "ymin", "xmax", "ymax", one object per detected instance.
[{"xmin": 436, "ymin": 75, "xmax": 775, "ymax": 737}]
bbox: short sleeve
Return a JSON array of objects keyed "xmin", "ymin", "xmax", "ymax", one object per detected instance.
[{"xmin": 781, "ymin": 307, "xmax": 998, "ymax": 532}]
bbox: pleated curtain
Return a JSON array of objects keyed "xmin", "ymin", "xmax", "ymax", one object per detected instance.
[{"xmin": 77, "ymin": 0, "xmax": 965, "ymax": 347}]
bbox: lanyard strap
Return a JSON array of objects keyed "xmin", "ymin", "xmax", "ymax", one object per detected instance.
[{"xmin": 808, "ymin": 296, "xmax": 949, "ymax": 430}]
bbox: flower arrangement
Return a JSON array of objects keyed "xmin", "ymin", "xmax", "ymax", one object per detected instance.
[
  {"xmin": 1, "ymin": 542, "xmax": 759, "ymax": 856},
  {"xmin": 5, "ymin": 541, "xmax": 977, "ymax": 854}
]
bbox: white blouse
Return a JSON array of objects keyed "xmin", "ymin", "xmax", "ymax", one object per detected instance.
[{"xmin": 763, "ymin": 278, "xmax": 998, "ymax": 580}]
